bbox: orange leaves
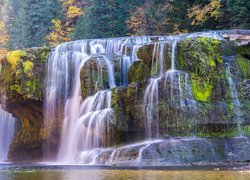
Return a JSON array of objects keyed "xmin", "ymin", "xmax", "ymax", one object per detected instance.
[
  {"xmin": 188, "ymin": 0, "xmax": 221, "ymax": 25},
  {"xmin": 127, "ymin": 7, "xmax": 147, "ymax": 36}
]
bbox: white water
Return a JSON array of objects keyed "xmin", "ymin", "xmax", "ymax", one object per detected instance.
[
  {"xmin": 0, "ymin": 108, "xmax": 16, "ymax": 162},
  {"xmin": 144, "ymin": 40, "xmax": 197, "ymax": 139},
  {"xmin": 71, "ymin": 137, "xmax": 219, "ymax": 166},
  {"xmin": 144, "ymin": 42, "xmax": 168, "ymax": 139},
  {"xmin": 44, "ymin": 31, "xmax": 245, "ymax": 164},
  {"xmin": 45, "ymin": 37, "xmax": 173, "ymax": 163},
  {"xmin": 171, "ymin": 41, "xmax": 177, "ymax": 70},
  {"xmin": 225, "ymin": 62, "xmax": 243, "ymax": 135},
  {"xmin": 45, "ymin": 37, "xmax": 168, "ymax": 133}
]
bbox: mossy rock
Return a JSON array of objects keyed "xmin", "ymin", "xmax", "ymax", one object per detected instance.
[
  {"xmin": 80, "ymin": 57, "xmax": 110, "ymax": 97},
  {"xmin": 128, "ymin": 44, "xmax": 154, "ymax": 84},
  {"xmin": 178, "ymin": 37, "xmax": 223, "ymax": 76},
  {"xmin": 235, "ymin": 44, "xmax": 250, "ymax": 59},
  {"xmin": 128, "ymin": 60, "xmax": 150, "ymax": 83},
  {"xmin": 236, "ymin": 55, "xmax": 250, "ymax": 79},
  {"xmin": 177, "ymin": 37, "xmax": 228, "ymax": 102},
  {"xmin": 7, "ymin": 50, "xmax": 26, "ymax": 69},
  {"xmin": 127, "ymin": 44, "xmax": 154, "ymax": 84},
  {"xmin": 191, "ymin": 75, "xmax": 213, "ymax": 102},
  {"xmin": 1, "ymin": 47, "xmax": 51, "ymax": 101}
]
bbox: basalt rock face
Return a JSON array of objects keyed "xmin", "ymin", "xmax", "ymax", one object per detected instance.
[
  {"xmin": 111, "ymin": 35, "xmax": 250, "ymax": 142},
  {"xmin": 91, "ymin": 137, "xmax": 250, "ymax": 166},
  {"xmin": 0, "ymin": 31, "xmax": 250, "ymax": 163},
  {"xmin": 80, "ymin": 57, "xmax": 110, "ymax": 98},
  {"xmin": 0, "ymin": 47, "xmax": 51, "ymax": 161}
]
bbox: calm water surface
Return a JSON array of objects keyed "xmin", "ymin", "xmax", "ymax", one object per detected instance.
[{"xmin": 0, "ymin": 165, "xmax": 250, "ymax": 180}]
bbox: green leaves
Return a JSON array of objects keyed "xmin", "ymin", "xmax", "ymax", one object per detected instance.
[{"xmin": 7, "ymin": 0, "xmax": 62, "ymax": 49}]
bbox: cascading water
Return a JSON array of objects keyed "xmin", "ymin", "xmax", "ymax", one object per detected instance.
[
  {"xmin": 0, "ymin": 108, "xmax": 16, "ymax": 162},
  {"xmin": 43, "ymin": 30, "xmax": 249, "ymax": 165},
  {"xmin": 225, "ymin": 58, "xmax": 243, "ymax": 135},
  {"xmin": 45, "ymin": 36, "xmax": 171, "ymax": 162},
  {"xmin": 143, "ymin": 40, "xmax": 197, "ymax": 139},
  {"xmin": 171, "ymin": 40, "xmax": 177, "ymax": 70},
  {"xmin": 57, "ymin": 89, "xmax": 113, "ymax": 163}
]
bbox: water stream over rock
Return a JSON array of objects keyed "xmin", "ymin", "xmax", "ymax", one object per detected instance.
[
  {"xmin": 40, "ymin": 30, "xmax": 250, "ymax": 165},
  {"xmin": 0, "ymin": 108, "xmax": 16, "ymax": 162},
  {"xmin": 225, "ymin": 57, "xmax": 243, "ymax": 135},
  {"xmin": 45, "ymin": 37, "xmax": 173, "ymax": 162}
]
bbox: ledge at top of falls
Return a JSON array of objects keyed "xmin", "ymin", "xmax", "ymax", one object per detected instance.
[{"xmin": 50, "ymin": 29, "xmax": 250, "ymax": 52}]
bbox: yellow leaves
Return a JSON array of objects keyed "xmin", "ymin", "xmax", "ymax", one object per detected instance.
[
  {"xmin": 67, "ymin": 6, "xmax": 83, "ymax": 18},
  {"xmin": 61, "ymin": 0, "xmax": 84, "ymax": 19},
  {"xmin": 47, "ymin": 1, "xmax": 84, "ymax": 45},
  {"xmin": 51, "ymin": 19, "xmax": 61, "ymax": 29},
  {"xmin": 7, "ymin": 50, "xmax": 26, "ymax": 69},
  {"xmin": 47, "ymin": 19, "xmax": 71, "ymax": 46},
  {"xmin": 188, "ymin": 0, "xmax": 221, "ymax": 25},
  {"xmin": 22, "ymin": 60, "xmax": 34, "ymax": 77},
  {"xmin": 62, "ymin": 0, "xmax": 74, "ymax": 6}
]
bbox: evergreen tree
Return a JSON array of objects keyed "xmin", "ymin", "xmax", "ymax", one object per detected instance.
[
  {"xmin": 7, "ymin": 0, "xmax": 26, "ymax": 49},
  {"xmin": 226, "ymin": 0, "xmax": 250, "ymax": 29},
  {"xmin": 73, "ymin": 0, "xmax": 140, "ymax": 39},
  {"xmin": 7, "ymin": 0, "xmax": 62, "ymax": 49}
]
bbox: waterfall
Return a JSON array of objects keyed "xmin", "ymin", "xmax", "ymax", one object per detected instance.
[
  {"xmin": 45, "ymin": 33, "xmax": 229, "ymax": 163},
  {"xmin": 144, "ymin": 77, "xmax": 161, "ymax": 138},
  {"xmin": 171, "ymin": 41, "xmax": 177, "ymax": 70},
  {"xmin": 44, "ymin": 37, "xmax": 170, "ymax": 162},
  {"xmin": 225, "ymin": 60, "xmax": 243, "ymax": 135},
  {"xmin": 0, "ymin": 108, "xmax": 16, "ymax": 162},
  {"xmin": 144, "ymin": 40, "xmax": 197, "ymax": 139}
]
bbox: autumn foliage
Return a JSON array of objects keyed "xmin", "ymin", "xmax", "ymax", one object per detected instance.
[
  {"xmin": 47, "ymin": 0, "xmax": 84, "ymax": 46},
  {"xmin": 0, "ymin": 21, "xmax": 8, "ymax": 58}
]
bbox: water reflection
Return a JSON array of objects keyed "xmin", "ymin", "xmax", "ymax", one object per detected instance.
[{"xmin": 1, "ymin": 169, "xmax": 250, "ymax": 180}]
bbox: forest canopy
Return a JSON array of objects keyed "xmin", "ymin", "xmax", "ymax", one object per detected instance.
[{"xmin": 0, "ymin": 0, "xmax": 249, "ymax": 51}]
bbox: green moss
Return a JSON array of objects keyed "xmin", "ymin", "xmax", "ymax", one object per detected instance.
[
  {"xmin": 10, "ymin": 84, "xmax": 22, "ymax": 94},
  {"xmin": 236, "ymin": 55, "xmax": 250, "ymax": 79},
  {"xmin": 22, "ymin": 60, "xmax": 34, "ymax": 77},
  {"xmin": 2, "ymin": 47, "xmax": 50, "ymax": 101},
  {"xmin": 209, "ymin": 58, "xmax": 216, "ymax": 67},
  {"xmin": 235, "ymin": 45, "xmax": 250, "ymax": 56},
  {"xmin": 197, "ymin": 125, "xmax": 250, "ymax": 138},
  {"xmin": 245, "ymin": 100, "xmax": 250, "ymax": 109},
  {"xmin": 191, "ymin": 75, "xmax": 213, "ymax": 102},
  {"xmin": 128, "ymin": 61, "xmax": 150, "ymax": 83},
  {"xmin": 178, "ymin": 37, "xmax": 223, "ymax": 74},
  {"xmin": 25, "ymin": 81, "xmax": 32, "ymax": 87},
  {"xmin": 243, "ymin": 125, "xmax": 250, "ymax": 136}
]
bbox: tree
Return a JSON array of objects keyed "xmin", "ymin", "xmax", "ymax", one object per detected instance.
[
  {"xmin": 226, "ymin": 0, "xmax": 250, "ymax": 29},
  {"xmin": 127, "ymin": 7, "xmax": 148, "ymax": 36},
  {"xmin": 7, "ymin": 0, "xmax": 62, "ymax": 49},
  {"xmin": 0, "ymin": 0, "xmax": 8, "ymax": 56},
  {"xmin": 46, "ymin": 19, "xmax": 71, "ymax": 46},
  {"xmin": 187, "ymin": 0, "xmax": 222, "ymax": 30},
  {"xmin": 47, "ymin": 0, "xmax": 83, "ymax": 46},
  {"xmin": 0, "ymin": 21, "xmax": 8, "ymax": 58},
  {"xmin": 73, "ymin": 0, "xmax": 140, "ymax": 39}
]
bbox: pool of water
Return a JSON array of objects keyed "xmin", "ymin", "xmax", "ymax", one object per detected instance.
[{"xmin": 0, "ymin": 164, "xmax": 250, "ymax": 180}]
